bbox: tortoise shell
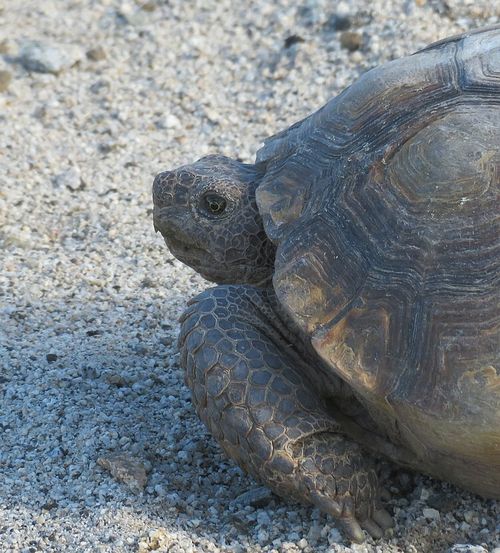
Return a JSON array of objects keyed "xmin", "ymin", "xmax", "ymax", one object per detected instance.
[{"xmin": 256, "ymin": 26, "xmax": 500, "ymax": 495}]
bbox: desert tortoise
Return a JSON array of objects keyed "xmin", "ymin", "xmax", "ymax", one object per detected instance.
[{"xmin": 152, "ymin": 26, "xmax": 500, "ymax": 542}]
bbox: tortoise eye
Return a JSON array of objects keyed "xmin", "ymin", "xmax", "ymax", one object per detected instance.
[{"xmin": 201, "ymin": 193, "xmax": 227, "ymax": 216}]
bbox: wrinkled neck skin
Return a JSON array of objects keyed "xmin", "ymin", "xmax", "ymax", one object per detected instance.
[{"xmin": 152, "ymin": 155, "xmax": 276, "ymax": 287}]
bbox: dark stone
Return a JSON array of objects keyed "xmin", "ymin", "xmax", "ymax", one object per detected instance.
[
  {"xmin": 284, "ymin": 35, "xmax": 305, "ymax": 49},
  {"xmin": 324, "ymin": 13, "xmax": 352, "ymax": 31},
  {"xmin": 427, "ymin": 492, "xmax": 459, "ymax": 513},
  {"xmin": 232, "ymin": 486, "xmax": 274, "ymax": 508},
  {"xmin": 42, "ymin": 498, "xmax": 58, "ymax": 510}
]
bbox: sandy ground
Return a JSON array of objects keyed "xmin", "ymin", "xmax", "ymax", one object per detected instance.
[{"xmin": 0, "ymin": 1, "xmax": 499, "ymax": 552}]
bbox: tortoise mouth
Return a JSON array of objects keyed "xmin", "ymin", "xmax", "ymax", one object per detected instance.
[
  {"xmin": 165, "ymin": 234, "xmax": 272, "ymax": 286},
  {"xmin": 153, "ymin": 211, "xmax": 207, "ymax": 259},
  {"xmin": 164, "ymin": 234, "xmax": 208, "ymax": 264}
]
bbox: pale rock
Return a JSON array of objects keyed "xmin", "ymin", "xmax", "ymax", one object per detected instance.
[{"xmin": 19, "ymin": 40, "xmax": 84, "ymax": 74}]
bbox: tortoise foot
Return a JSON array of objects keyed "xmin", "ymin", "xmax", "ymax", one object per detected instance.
[
  {"xmin": 291, "ymin": 432, "xmax": 393, "ymax": 542},
  {"xmin": 178, "ymin": 285, "xmax": 392, "ymax": 542}
]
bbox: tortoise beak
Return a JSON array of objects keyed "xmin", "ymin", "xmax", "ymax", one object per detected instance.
[{"xmin": 152, "ymin": 205, "xmax": 162, "ymax": 233}]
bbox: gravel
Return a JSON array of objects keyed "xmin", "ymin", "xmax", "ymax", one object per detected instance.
[{"xmin": 0, "ymin": 0, "xmax": 499, "ymax": 552}]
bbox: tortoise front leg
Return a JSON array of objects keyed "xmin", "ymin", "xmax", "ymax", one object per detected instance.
[{"xmin": 177, "ymin": 285, "xmax": 392, "ymax": 543}]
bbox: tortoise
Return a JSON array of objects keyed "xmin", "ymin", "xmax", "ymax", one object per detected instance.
[{"xmin": 152, "ymin": 26, "xmax": 500, "ymax": 542}]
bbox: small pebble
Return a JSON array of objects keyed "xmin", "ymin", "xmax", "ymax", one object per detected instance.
[
  {"xmin": 106, "ymin": 373, "xmax": 127, "ymax": 387},
  {"xmin": 97, "ymin": 454, "xmax": 148, "ymax": 493},
  {"xmin": 53, "ymin": 167, "xmax": 84, "ymax": 191},
  {"xmin": 324, "ymin": 13, "xmax": 352, "ymax": 31},
  {"xmin": 463, "ymin": 510, "xmax": 477, "ymax": 524},
  {"xmin": 257, "ymin": 529, "xmax": 269, "ymax": 544},
  {"xmin": 155, "ymin": 113, "xmax": 181, "ymax": 130},
  {"xmin": 449, "ymin": 546, "xmax": 489, "ymax": 553},
  {"xmin": 420, "ymin": 487, "xmax": 431, "ymax": 501},
  {"xmin": 340, "ymin": 31, "xmax": 363, "ymax": 51},
  {"xmin": 0, "ymin": 70, "xmax": 12, "ymax": 92},
  {"xmin": 19, "ymin": 40, "xmax": 84, "ymax": 74},
  {"xmin": 140, "ymin": 1, "xmax": 157, "ymax": 11},
  {"xmin": 422, "ymin": 507, "xmax": 441, "ymax": 521},
  {"xmin": 137, "ymin": 528, "xmax": 170, "ymax": 553},
  {"xmin": 86, "ymin": 46, "xmax": 107, "ymax": 61},
  {"xmin": 232, "ymin": 486, "xmax": 274, "ymax": 508},
  {"xmin": 327, "ymin": 527, "xmax": 343, "ymax": 545},
  {"xmin": 256, "ymin": 510, "xmax": 271, "ymax": 526}
]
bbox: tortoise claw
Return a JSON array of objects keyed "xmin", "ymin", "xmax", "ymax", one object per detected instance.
[
  {"xmin": 360, "ymin": 518, "xmax": 384, "ymax": 539},
  {"xmin": 337, "ymin": 497, "xmax": 393, "ymax": 543},
  {"xmin": 338, "ymin": 516, "xmax": 365, "ymax": 543},
  {"xmin": 372, "ymin": 507, "xmax": 394, "ymax": 529},
  {"xmin": 340, "ymin": 507, "xmax": 393, "ymax": 543}
]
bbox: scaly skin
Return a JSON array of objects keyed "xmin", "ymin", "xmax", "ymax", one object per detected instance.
[{"xmin": 177, "ymin": 285, "xmax": 393, "ymax": 542}]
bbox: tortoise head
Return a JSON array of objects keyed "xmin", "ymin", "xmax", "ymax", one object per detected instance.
[{"xmin": 152, "ymin": 155, "xmax": 275, "ymax": 285}]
